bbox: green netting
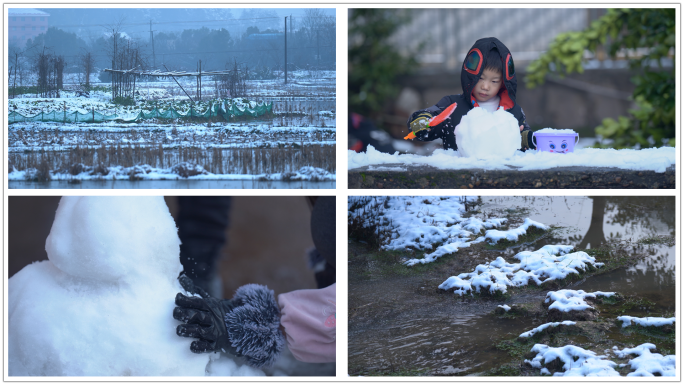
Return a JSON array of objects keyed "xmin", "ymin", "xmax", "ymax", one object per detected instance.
[{"xmin": 8, "ymin": 99, "xmax": 273, "ymax": 124}]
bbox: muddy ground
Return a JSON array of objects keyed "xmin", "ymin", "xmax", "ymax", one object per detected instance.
[{"xmin": 348, "ymin": 220, "xmax": 675, "ymax": 376}]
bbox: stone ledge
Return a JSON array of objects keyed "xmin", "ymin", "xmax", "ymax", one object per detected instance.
[{"xmin": 348, "ymin": 165, "xmax": 675, "ymax": 189}]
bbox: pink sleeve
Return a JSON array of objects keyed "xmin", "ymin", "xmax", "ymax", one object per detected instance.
[{"xmin": 278, "ymin": 283, "xmax": 336, "ymax": 363}]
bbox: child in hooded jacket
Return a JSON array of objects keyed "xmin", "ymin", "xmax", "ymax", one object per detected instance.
[{"xmin": 407, "ymin": 37, "xmax": 536, "ymax": 151}]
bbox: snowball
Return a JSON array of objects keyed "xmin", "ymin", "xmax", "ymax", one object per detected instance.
[
  {"xmin": 9, "ymin": 196, "xmax": 263, "ymax": 376},
  {"xmin": 454, "ymin": 107, "xmax": 521, "ymax": 159}
]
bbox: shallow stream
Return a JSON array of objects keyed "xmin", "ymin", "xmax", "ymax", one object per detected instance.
[{"xmin": 348, "ymin": 196, "xmax": 675, "ymax": 375}]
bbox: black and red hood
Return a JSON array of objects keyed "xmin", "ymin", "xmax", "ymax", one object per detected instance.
[{"xmin": 461, "ymin": 37, "xmax": 517, "ymax": 110}]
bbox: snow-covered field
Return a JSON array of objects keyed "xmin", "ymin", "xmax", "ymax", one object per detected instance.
[{"xmin": 8, "ymin": 70, "xmax": 336, "ymax": 185}]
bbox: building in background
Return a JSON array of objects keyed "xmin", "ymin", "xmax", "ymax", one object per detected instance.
[{"xmin": 8, "ymin": 8, "xmax": 50, "ymax": 47}]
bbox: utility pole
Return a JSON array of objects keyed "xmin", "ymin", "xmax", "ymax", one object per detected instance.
[
  {"xmin": 317, "ymin": 29, "xmax": 320, "ymax": 69},
  {"xmin": 284, "ymin": 16, "xmax": 288, "ymax": 84},
  {"xmin": 149, "ymin": 20, "xmax": 156, "ymax": 69}
]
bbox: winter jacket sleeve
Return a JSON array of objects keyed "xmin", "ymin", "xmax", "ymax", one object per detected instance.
[
  {"xmin": 278, "ymin": 283, "xmax": 336, "ymax": 363},
  {"xmin": 407, "ymin": 95, "xmax": 455, "ymax": 142},
  {"xmin": 517, "ymin": 107, "xmax": 535, "ymax": 150}
]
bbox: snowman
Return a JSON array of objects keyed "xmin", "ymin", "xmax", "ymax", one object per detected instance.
[
  {"xmin": 455, "ymin": 107, "xmax": 521, "ymax": 159},
  {"xmin": 8, "ymin": 196, "xmax": 263, "ymax": 376}
]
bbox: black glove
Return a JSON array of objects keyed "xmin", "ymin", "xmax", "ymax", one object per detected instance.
[
  {"xmin": 408, "ymin": 111, "xmax": 433, "ymax": 134},
  {"xmin": 174, "ymin": 274, "xmax": 284, "ymax": 368}
]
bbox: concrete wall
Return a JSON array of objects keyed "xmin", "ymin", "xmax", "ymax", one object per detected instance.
[{"xmin": 394, "ymin": 67, "xmax": 637, "ymax": 135}]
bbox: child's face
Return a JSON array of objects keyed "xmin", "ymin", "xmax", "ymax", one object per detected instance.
[{"xmin": 472, "ymin": 68, "xmax": 503, "ymax": 103}]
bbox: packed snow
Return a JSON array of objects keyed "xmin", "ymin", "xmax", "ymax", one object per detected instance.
[
  {"xmin": 348, "ymin": 145, "xmax": 675, "ymax": 173},
  {"xmin": 525, "ymin": 344, "xmax": 619, "ymax": 376},
  {"xmin": 497, "ymin": 304, "xmax": 511, "ymax": 312},
  {"xmin": 519, "ymin": 321, "xmax": 576, "ymax": 338},
  {"xmin": 612, "ymin": 344, "xmax": 676, "ymax": 376},
  {"xmin": 617, "ymin": 316, "xmax": 676, "ymax": 328},
  {"xmin": 438, "ymin": 245, "xmax": 603, "ymax": 295},
  {"xmin": 544, "ymin": 289, "xmax": 615, "ymax": 312},
  {"xmin": 535, "ymin": 128, "xmax": 578, "ymax": 134},
  {"xmin": 484, "ymin": 218, "xmax": 549, "ymax": 243},
  {"xmin": 348, "ymin": 196, "xmax": 536, "ymax": 266},
  {"xmin": 8, "ymin": 196, "xmax": 264, "ymax": 376},
  {"xmin": 454, "ymin": 107, "xmax": 521, "ymax": 159}
]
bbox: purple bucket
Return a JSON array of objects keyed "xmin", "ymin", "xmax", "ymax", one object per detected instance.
[{"xmin": 533, "ymin": 129, "xmax": 579, "ymax": 153}]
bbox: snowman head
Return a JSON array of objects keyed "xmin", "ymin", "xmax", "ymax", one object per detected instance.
[
  {"xmin": 548, "ymin": 139, "xmax": 570, "ymax": 153},
  {"xmin": 45, "ymin": 196, "xmax": 182, "ymax": 283}
]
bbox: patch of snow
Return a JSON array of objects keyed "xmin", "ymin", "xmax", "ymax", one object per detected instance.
[
  {"xmin": 439, "ymin": 245, "xmax": 603, "ymax": 295},
  {"xmin": 519, "ymin": 321, "xmax": 576, "ymax": 338},
  {"xmin": 617, "ymin": 316, "xmax": 675, "ymax": 328},
  {"xmin": 348, "ymin": 145, "xmax": 675, "ymax": 173},
  {"xmin": 612, "ymin": 343, "xmax": 675, "ymax": 377},
  {"xmin": 545, "ymin": 290, "xmax": 615, "ymax": 312},
  {"xmin": 484, "ymin": 218, "xmax": 549, "ymax": 243},
  {"xmin": 498, "ymin": 304, "xmax": 511, "ymax": 312},
  {"xmin": 526, "ymin": 344, "xmax": 619, "ymax": 376},
  {"xmin": 454, "ymin": 107, "xmax": 521, "ymax": 159},
  {"xmin": 348, "ymin": 196, "xmax": 508, "ymax": 266}
]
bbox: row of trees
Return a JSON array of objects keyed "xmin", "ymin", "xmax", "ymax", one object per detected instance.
[{"xmin": 8, "ymin": 9, "xmax": 336, "ymax": 94}]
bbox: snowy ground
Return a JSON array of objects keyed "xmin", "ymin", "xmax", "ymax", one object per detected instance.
[
  {"xmin": 348, "ymin": 196, "xmax": 675, "ymax": 377},
  {"xmin": 348, "ymin": 196, "xmax": 552, "ymax": 266},
  {"xmin": 8, "ymin": 70, "xmax": 336, "ymax": 184},
  {"xmin": 349, "ymin": 145, "xmax": 675, "ymax": 173}
]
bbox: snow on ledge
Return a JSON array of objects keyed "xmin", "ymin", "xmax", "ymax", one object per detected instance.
[
  {"xmin": 348, "ymin": 145, "xmax": 675, "ymax": 173},
  {"xmin": 617, "ymin": 316, "xmax": 675, "ymax": 328}
]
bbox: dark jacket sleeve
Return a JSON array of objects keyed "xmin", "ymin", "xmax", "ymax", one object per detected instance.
[
  {"xmin": 407, "ymin": 95, "xmax": 455, "ymax": 142},
  {"xmin": 515, "ymin": 106, "xmax": 535, "ymax": 150}
]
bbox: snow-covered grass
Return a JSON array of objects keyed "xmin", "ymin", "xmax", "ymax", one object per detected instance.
[
  {"xmin": 613, "ymin": 343, "xmax": 676, "ymax": 377},
  {"xmin": 519, "ymin": 321, "xmax": 576, "ymax": 338},
  {"xmin": 438, "ymin": 245, "xmax": 603, "ymax": 296},
  {"xmin": 484, "ymin": 218, "xmax": 549, "ymax": 244},
  {"xmin": 349, "ymin": 145, "xmax": 675, "ymax": 173},
  {"xmin": 617, "ymin": 316, "xmax": 675, "ymax": 328},
  {"xmin": 526, "ymin": 344, "xmax": 620, "ymax": 376},
  {"xmin": 544, "ymin": 290, "xmax": 615, "ymax": 312}
]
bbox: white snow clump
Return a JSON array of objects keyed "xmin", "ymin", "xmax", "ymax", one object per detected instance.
[
  {"xmin": 545, "ymin": 289, "xmax": 615, "ymax": 312},
  {"xmin": 484, "ymin": 218, "xmax": 549, "ymax": 244},
  {"xmin": 525, "ymin": 344, "xmax": 619, "ymax": 376},
  {"xmin": 438, "ymin": 245, "xmax": 603, "ymax": 295},
  {"xmin": 455, "ymin": 107, "xmax": 521, "ymax": 159},
  {"xmin": 612, "ymin": 343, "xmax": 676, "ymax": 376},
  {"xmin": 519, "ymin": 321, "xmax": 576, "ymax": 338},
  {"xmin": 9, "ymin": 196, "xmax": 263, "ymax": 376},
  {"xmin": 617, "ymin": 316, "xmax": 675, "ymax": 328}
]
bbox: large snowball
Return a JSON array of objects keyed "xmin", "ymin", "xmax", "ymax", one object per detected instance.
[
  {"xmin": 9, "ymin": 196, "xmax": 263, "ymax": 376},
  {"xmin": 455, "ymin": 107, "xmax": 521, "ymax": 159},
  {"xmin": 45, "ymin": 196, "xmax": 181, "ymax": 283}
]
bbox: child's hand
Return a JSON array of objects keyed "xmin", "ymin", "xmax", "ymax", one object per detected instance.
[
  {"xmin": 409, "ymin": 112, "xmax": 433, "ymax": 134},
  {"xmin": 520, "ymin": 125, "xmax": 524, "ymax": 132}
]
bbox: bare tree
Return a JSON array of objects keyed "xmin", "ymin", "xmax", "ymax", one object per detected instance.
[{"xmin": 80, "ymin": 49, "xmax": 95, "ymax": 90}]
